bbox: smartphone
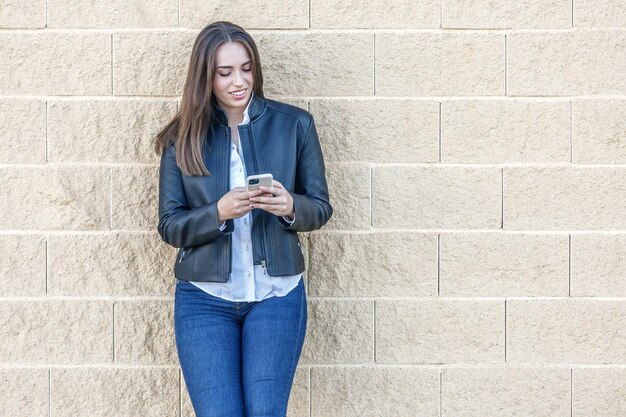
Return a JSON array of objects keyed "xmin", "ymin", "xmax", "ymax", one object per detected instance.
[{"xmin": 246, "ymin": 173, "xmax": 273, "ymax": 192}]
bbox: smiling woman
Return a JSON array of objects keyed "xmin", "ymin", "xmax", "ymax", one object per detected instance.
[
  {"xmin": 152, "ymin": 21, "xmax": 332, "ymax": 417},
  {"xmin": 213, "ymin": 43, "xmax": 254, "ymax": 109}
]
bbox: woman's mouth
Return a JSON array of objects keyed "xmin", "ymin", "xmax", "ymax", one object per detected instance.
[{"xmin": 229, "ymin": 89, "xmax": 247, "ymax": 98}]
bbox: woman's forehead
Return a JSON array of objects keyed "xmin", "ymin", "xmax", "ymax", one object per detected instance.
[{"xmin": 215, "ymin": 42, "xmax": 251, "ymax": 67}]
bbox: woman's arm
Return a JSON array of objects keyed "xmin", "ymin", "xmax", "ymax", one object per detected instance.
[
  {"xmin": 157, "ymin": 144, "xmax": 233, "ymax": 248},
  {"xmin": 277, "ymin": 114, "xmax": 333, "ymax": 232}
]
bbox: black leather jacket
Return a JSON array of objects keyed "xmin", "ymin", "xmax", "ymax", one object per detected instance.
[{"xmin": 157, "ymin": 95, "xmax": 333, "ymax": 282}]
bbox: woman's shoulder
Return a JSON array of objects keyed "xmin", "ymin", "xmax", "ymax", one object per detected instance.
[
  {"xmin": 162, "ymin": 139, "xmax": 176, "ymax": 154},
  {"xmin": 263, "ymin": 97, "xmax": 313, "ymax": 126}
]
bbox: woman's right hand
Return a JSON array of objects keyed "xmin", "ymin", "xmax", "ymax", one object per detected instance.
[{"xmin": 217, "ymin": 187, "xmax": 267, "ymax": 222}]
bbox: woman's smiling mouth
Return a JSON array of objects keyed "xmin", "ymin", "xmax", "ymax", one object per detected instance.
[{"xmin": 229, "ymin": 89, "xmax": 247, "ymax": 97}]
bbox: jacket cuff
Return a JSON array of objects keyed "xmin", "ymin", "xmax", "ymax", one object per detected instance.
[
  {"xmin": 277, "ymin": 201, "xmax": 297, "ymax": 229},
  {"xmin": 219, "ymin": 219, "xmax": 234, "ymax": 234},
  {"xmin": 281, "ymin": 213, "xmax": 295, "ymax": 224}
]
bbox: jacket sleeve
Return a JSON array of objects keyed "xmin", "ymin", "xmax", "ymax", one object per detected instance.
[
  {"xmin": 157, "ymin": 144, "xmax": 233, "ymax": 248},
  {"xmin": 277, "ymin": 114, "xmax": 333, "ymax": 232}
]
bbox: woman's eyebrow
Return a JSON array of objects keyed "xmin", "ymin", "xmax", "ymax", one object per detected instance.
[{"xmin": 216, "ymin": 60, "xmax": 252, "ymax": 69}]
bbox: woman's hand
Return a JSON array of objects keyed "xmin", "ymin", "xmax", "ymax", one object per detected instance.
[
  {"xmin": 249, "ymin": 180, "xmax": 295, "ymax": 220},
  {"xmin": 217, "ymin": 187, "xmax": 265, "ymax": 222}
]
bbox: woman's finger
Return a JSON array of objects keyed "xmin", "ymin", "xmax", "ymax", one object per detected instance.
[
  {"xmin": 251, "ymin": 195, "xmax": 282, "ymax": 204},
  {"xmin": 242, "ymin": 188, "xmax": 266, "ymax": 199},
  {"xmin": 250, "ymin": 203, "xmax": 285, "ymax": 215},
  {"xmin": 258, "ymin": 185, "xmax": 280, "ymax": 196}
]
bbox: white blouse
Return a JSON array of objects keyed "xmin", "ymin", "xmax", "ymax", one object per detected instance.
[{"xmin": 190, "ymin": 94, "xmax": 302, "ymax": 301}]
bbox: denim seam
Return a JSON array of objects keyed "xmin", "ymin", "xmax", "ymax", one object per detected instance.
[{"xmin": 280, "ymin": 283, "xmax": 305, "ymax": 415}]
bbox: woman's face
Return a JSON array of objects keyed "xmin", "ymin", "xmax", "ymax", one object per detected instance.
[{"xmin": 212, "ymin": 41, "xmax": 254, "ymax": 114}]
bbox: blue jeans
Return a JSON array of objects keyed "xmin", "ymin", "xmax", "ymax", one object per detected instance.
[{"xmin": 174, "ymin": 277, "xmax": 307, "ymax": 417}]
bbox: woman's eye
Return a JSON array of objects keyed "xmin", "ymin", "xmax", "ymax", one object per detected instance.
[
  {"xmin": 219, "ymin": 73, "xmax": 230, "ymax": 77},
  {"xmin": 243, "ymin": 68, "xmax": 251, "ymax": 72}
]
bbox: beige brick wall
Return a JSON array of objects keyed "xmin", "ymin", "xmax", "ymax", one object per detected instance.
[{"xmin": 0, "ymin": 1, "xmax": 625, "ymax": 416}]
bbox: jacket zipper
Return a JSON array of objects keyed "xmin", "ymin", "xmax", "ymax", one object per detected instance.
[
  {"xmin": 225, "ymin": 127, "xmax": 233, "ymax": 275},
  {"xmin": 178, "ymin": 248, "xmax": 186, "ymax": 263},
  {"xmin": 242, "ymin": 124, "xmax": 270, "ymax": 271}
]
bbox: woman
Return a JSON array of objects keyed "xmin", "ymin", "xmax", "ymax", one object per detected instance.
[{"xmin": 154, "ymin": 21, "xmax": 332, "ymax": 417}]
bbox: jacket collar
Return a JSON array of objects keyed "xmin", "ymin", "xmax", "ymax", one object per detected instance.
[{"xmin": 212, "ymin": 92, "xmax": 266, "ymax": 126}]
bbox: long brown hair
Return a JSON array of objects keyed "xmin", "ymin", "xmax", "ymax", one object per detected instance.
[{"xmin": 153, "ymin": 21, "xmax": 265, "ymax": 176}]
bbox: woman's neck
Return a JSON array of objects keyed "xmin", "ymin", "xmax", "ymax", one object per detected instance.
[{"xmin": 226, "ymin": 113, "xmax": 244, "ymax": 128}]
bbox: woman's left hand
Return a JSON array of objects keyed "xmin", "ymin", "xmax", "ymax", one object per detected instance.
[{"xmin": 249, "ymin": 180, "xmax": 295, "ymax": 220}]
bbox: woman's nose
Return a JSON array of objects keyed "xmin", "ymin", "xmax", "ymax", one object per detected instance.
[{"xmin": 233, "ymin": 71, "xmax": 244, "ymax": 86}]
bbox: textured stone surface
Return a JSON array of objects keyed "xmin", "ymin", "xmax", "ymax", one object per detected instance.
[
  {"xmin": 571, "ymin": 234, "xmax": 626, "ymax": 296},
  {"xmin": 48, "ymin": 99, "xmax": 177, "ymax": 163},
  {"xmin": 573, "ymin": 99, "xmax": 626, "ymax": 163},
  {"xmin": 508, "ymin": 31, "xmax": 626, "ymax": 95},
  {"xmin": 48, "ymin": 0, "xmax": 177, "ymax": 28},
  {"xmin": 48, "ymin": 233, "xmax": 175, "ymax": 296},
  {"xmin": 372, "ymin": 166, "xmax": 502, "ymax": 229},
  {"xmin": 311, "ymin": 366, "xmax": 439, "ymax": 417},
  {"xmin": 0, "ymin": 166, "xmax": 110, "ymax": 230},
  {"xmin": 0, "ymin": 368, "xmax": 48, "ymax": 417},
  {"xmin": 181, "ymin": 0, "xmax": 308, "ymax": 28},
  {"xmin": 507, "ymin": 299, "xmax": 626, "ymax": 363},
  {"xmin": 0, "ymin": 0, "xmax": 45, "ymax": 28},
  {"xmin": 287, "ymin": 367, "xmax": 309, "ymax": 417},
  {"xmin": 574, "ymin": 0, "xmax": 626, "ymax": 27},
  {"xmin": 2, "ymin": 5, "xmax": 626, "ymax": 417},
  {"xmin": 50, "ymin": 368, "xmax": 179, "ymax": 417},
  {"xmin": 0, "ymin": 235, "xmax": 46, "ymax": 296},
  {"xmin": 111, "ymin": 166, "xmax": 159, "ymax": 230},
  {"xmin": 573, "ymin": 368, "xmax": 626, "ymax": 416},
  {"xmin": 376, "ymin": 33, "xmax": 504, "ymax": 96},
  {"xmin": 0, "ymin": 99, "xmax": 46, "ymax": 163},
  {"xmin": 443, "ymin": 0, "xmax": 571, "ymax": 28},
  {"xmin": 441, "ymin": 99, "xmax": 570, "ymax": 163},
  {"xmin": 376, "ymin": 299, "xmax": 504, "ymax": 363},
  {"xmin": 323, "ymin": 165, "xmax": 370, "ymax": 230},
  {"xmin": 114, "ymin": 300, "xmax": 176, "ymax": 364},
  {"xmin": 311, "ymin": 99, "xmax": 439, "ymax": 163},
  {"xmin": 312, "ymin": 0, "xmax": 438, "ymax": 28},
  {"xmin": 504, "ymin": 167, "xmax": 626, "ymax": 230},
  {"xmin": 302, "ymin": 300, "xmax": 373, "ymax": 364},
  {"xmin": 181, "ymin": 374, "xmax": 193, "ymax": 417},
  {"xmin": 253, "ymin": 32, "xmax": 374, "ymax": 96},
  {"xmin": 440, "ymin": 232, "xmax": 569, "ymax": 296},
  {"xmin": 308, "ymin": 232, "xmax": 437, "ymax": 297},
  {"xmin": 0, "ymin": 300, "xmax": 111, "ymax": 363},
  {"xmin": 442, "ymin": 367, "xmax": 570, "ymax": 416},
  {"xmin": 113, "ymin": 31, "xmax": 196, "ymax": 95},
  {"xmin": 0, "ymin": 32, "xmax": 111, "ymax": 95}
]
